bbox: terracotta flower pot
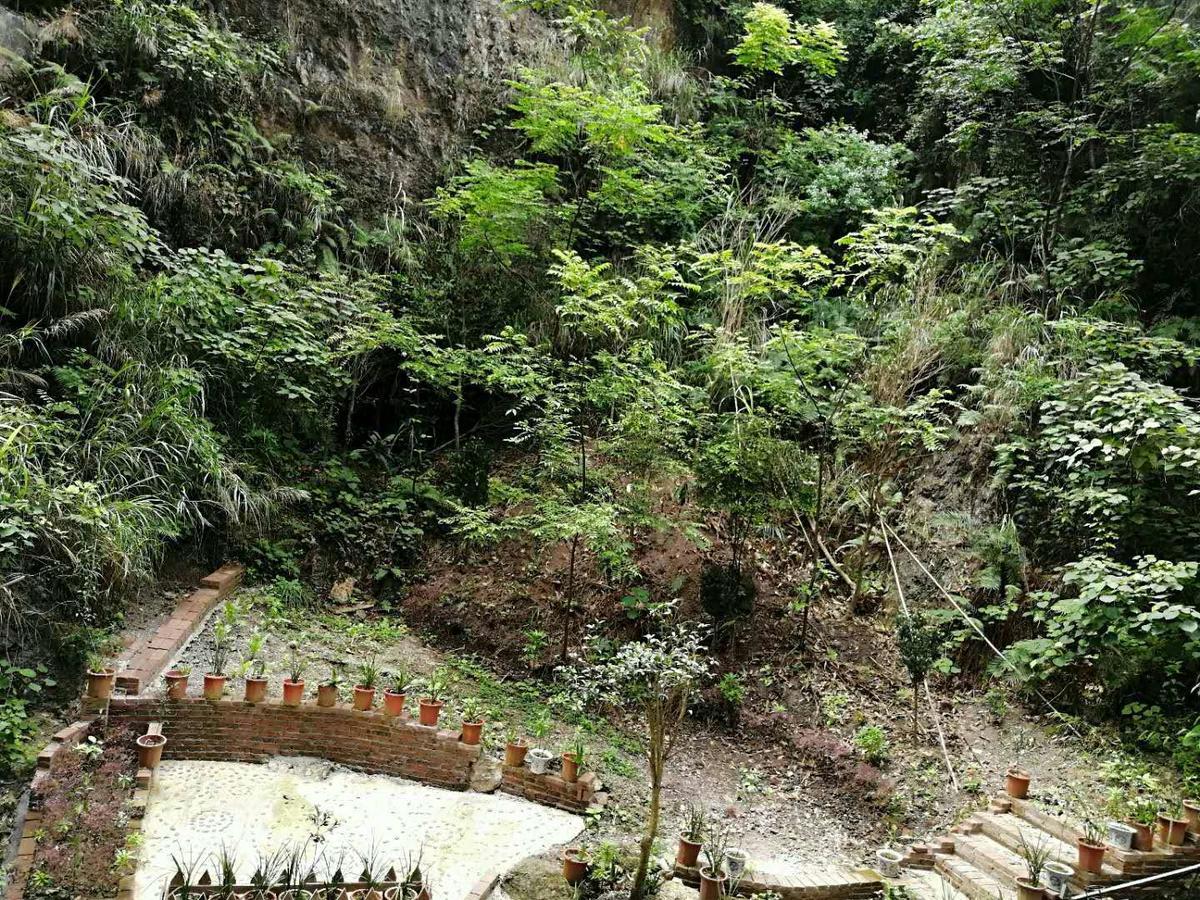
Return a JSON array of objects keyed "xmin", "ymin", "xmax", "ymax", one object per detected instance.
[
  {"xmin": 561, "ymin": 849, "xmax": 588, "ymax": 885},
  {"xmin": 283, "ymin": 679, "xmax": 305, "ymax": 706},
  {"xmin": 1132, "ymin": 821, "xmax": 1155, "ymax": 851},
  {"xmin": 504, "ymin": 741, "xmax": 529, "ymax": 768},
  {"xmin": 1006, "ymin": 767, "xmax": 1032, "ymax": 799},
  {"xmin": 561, "ymin": 752, "xmax": 580, "ymax": 783},
  {"xmin": 1077, "ymin": 839, "xmax": 1105, "ymax": 874},
  {"xmin": 317, "ymin": 683, "xmax": 338, "ymax": 707},
  {"xmin": 203, "ymin": 673, "xmax": 227, "ymax": 701},
  {"xmin": 1016, "ymin": 878, "xmax": 1044, "ymax": 900},
  {"xmin": 418, "ymin": 698, "xmax": 444, "ymax": 726},
  {"xmin": 136, "ymin": 733, "xmax": 167, "ymax": 769},
  {"xmin": 87, "ymin": 668, "xmax": 115, "ymax": 700},
  {"xmin": 163, "ymin": 670, "xmax": 189, "ymax": 700},
  {"xmin": 1164, "ymin": 817, "xmax": 1189, "ymax": 846},
  {"xmin": 383, "ymin": 691, "xmax": 406, "ymax": 717},
  {"xmin": 353, "ymin": 685, "xmax": 376, "ymax": 711},
  {"xmin": 699, "ymin": 865, "xmax": 727, "ymax": 900},
  {"xmin": 407, "ymin": 884, "xmax": 430, "ymax": 900},
  {"xmin": 1184, "ymin": 800, "xmax": 1200, "ymax": 836},
  {"xmin": 676, "ymin": 834, "xmax": 702, "ymax": 868},
  {"xmin": 461, "ymin": 720, "xmax": 484, "ymax": 745},
  {"xmin": 244, "ymin": 677, "xmax": 268, "ymax": 703}
]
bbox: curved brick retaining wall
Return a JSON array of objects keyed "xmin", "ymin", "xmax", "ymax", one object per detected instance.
[{"xmin": 108, "ymin": 696, "xmax": 482, "ymax": 790}]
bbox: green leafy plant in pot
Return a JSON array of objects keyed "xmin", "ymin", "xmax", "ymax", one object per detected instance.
[
  {"xmin": 562, "ymin": 730, "xmax": 585, "ymax": 783},
  {"xmin": 240, "ymin": 634, "xmax": 268, "ymax": 703},
  {"xmin": 459, "ymin": 697, "xmax": 485, "ymax": 745},
  {"xmin": 205, "ymin": 618, "xmax": 233, "ymax": 701},
  {"xmin": 1016, "ymin": 830, "xmax": 1052, "ymax": 900},
  {"xmin": 384, "ymin": 667, "xmax": 413, "ymax": 717},
  {"xmin": 318, "ymin": 664, "xmax": 342, "ymax": 707}
]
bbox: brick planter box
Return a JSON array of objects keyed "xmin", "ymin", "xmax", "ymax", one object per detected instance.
[{"xmin": 500, "ymin": 763, "xmax": 605, "ymax": 813}]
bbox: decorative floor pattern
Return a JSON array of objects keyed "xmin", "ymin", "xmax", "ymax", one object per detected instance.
[{"xmin": 133, "ymin": 758, "xmax": 584, "ymax": 900}]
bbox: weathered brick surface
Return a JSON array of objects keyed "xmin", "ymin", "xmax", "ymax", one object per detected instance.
[
  {"xmin": 674, "ymin": 863, "xmax": 882, "ymax": 899},
  {"xmin": 499, "ymin": 763, "xmax": 603, "ymax": 813},
  {"xmin": 105, "ymin": 697, "xmax": 483, "ymax": 790}
]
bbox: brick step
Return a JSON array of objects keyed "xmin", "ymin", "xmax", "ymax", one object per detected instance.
[
  {"xmin": 934, "ymin": 853, "xmax": 1016, "ymax": 900},
  {"xmin": 971, "ymin": 812, "xmax": 1122, "ymax": 884},
  {"xmin": 952, "ymin": 832, "xmax": 1029, "ymax": 887},
  {"xmin": 1003, "ymin": 795, "xmax": 1200, "ymax": 874},
  {"xmin": 899, "ymin": 869, "xmax": 972, "ymax": 900}
]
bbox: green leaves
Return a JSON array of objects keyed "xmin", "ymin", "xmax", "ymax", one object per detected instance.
[{"xmin": 732, "ymin": 3, "xmax": 846, "ymax": 78}]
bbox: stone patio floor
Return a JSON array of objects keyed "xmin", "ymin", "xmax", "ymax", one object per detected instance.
[{"xmin": 133, "ymin": 758, "xmax": 584, "ymax": 899}]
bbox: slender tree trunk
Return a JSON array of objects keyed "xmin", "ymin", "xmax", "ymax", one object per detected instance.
[
  {"xmin": 632, "ymin": 766, "xmax": 663, "ymax": 899},
  {"xmin": 561, "ymin": 534, "xmax": 579, "ymax": 661}
]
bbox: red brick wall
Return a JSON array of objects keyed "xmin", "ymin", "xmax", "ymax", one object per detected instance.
[
  {"xmin": 500, "ymin": 765, "xmax": 602, "ymax": 813},
  {"xmin": 105, "ymin": 698, "xmax": 481, "ymax": 790}
]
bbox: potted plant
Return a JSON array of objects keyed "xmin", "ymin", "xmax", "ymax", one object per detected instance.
[
  {"xmin": 283, "ymin": 645, "xmax": 307, "ymax": 706},
  {"xmin": 400, "ymin": 849, "xmax": 430, "ymax": 900},
  {"xmin": 384, "ymin": 667, "xmax": 413, "ymax": 718},
  {"xmin": 1184, "ymin": 797, "xmax": 1200, "ymax": 837},
  {"xmin": 1016, "ymin": 830, "xmax": 1052, "ymax": 900},
  {"xmin": 459, "ymin": 698, "xmax": 484, "ymax": 745},
  {"xmin": 241, "ymin": 634, "xmax": 268, "ymax": 703},
  {"xmin": 354, "ymin": 656, "xmax": 380, "ymax": 711},
  {"xmin": 527, "ymin": 711, "xmax": 554, "ymax": 773},
  {"xmin": 561, "ymin": 845, "xmax": 590, "ymax": 886},
  {"xmin": 1007, "ymin": 766, "xmax": 1032, "ymax": 799},
  {"xmin": 676, "ymin": 802, "xmax": 706, "ymax": 868},
  {"xmin": 163, "ymin": 666, "xmax": 191, "ymax": 700},
  {"xmin": 136, "ymin": 732, "xmax": 167, "ymax": 769},
  {"xmin": 562, "ymin": 731, "xmax": 585, "ymax": 784},
  {"xmin": 1160, "ymin": 800, "xmax": 1190, "ymax": 846},
  {"xmin": 86, "ymin": 654, "xmax": 116, "ymax": 700},
  {"xmin": 418, "ymin": 669, "xmax": 450, "ymax": 726},
  {"xmin": 700, "ymin": 821, "xmax": 732, "ymax": 900},
  {"xmin": 504, "ymin": 726, "xmax": 529, "ymax": 768},
  {"xmin": 726, "ymin": 848, "xmax": 748, "ymax": 880},
  {"xmin": 204, "ymin": 619, "xmax": 232, "ymax": 701},
  {"xmin": 1129, "ymin": 798, "xmax": 1157, "ymax": 851},
  {"xmin": 1077, "ymin": 817, "xmax": 1107, "ymax": 874},
  {"xmin": 318, "ymin": 664, "xmax": 342, "ymax": 708}
]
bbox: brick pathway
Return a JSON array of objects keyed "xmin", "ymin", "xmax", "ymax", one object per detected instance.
[{"xmin": 114, "ymin": 564, "xmax": 243, "ymax": 695}]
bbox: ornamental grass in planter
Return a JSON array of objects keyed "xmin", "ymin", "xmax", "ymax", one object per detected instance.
[
  {"xmin": 163, "ymin": 667, "xmax": 190, "ymax": 700},
  {"xmin": 283, "ymin": 645, "xmax": 307, "ymax": 706},
  {"xmin": 204, "ymin": 618, "xmax": 233, "ymax": 701},
  {"xmin": 418, "ymin": 669, "xmax": 450, "ymax": 726},
  {"xmin": 1160, "ymin": 802, "xmax": 1190, "ymax": 846},
  {"xmin": 459, "ymin": 698, "xmax": 485, "ymax": 745},
  {"xmin": 384, "ymin": 668, "xmax": 414, "ymax": 717},
  {"xmin": 1016, "ymin": 830, "xmax": 1052, "ymax": 900},
  {"xmin": 676, "ymin": 803, "xmax": 706, "ymax": 868},
  {"xmin": 353, "ymin": 657, "xmax": 380, "ymax": 711}
]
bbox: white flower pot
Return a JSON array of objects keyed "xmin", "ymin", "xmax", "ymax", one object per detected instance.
[
  {"xmin": 876, "ymin": 848, "xmax": 903, "ymax": 878},
  {"xmin": 727, "ymin": 849, "xmax": 748, "ymax": 879},
  {"xmin": 1042, "ymin": 860, "xmax": 1073, "ymax": 897},
  {"xmin": 1106, "ymin": 821, "xmax": 1135, "ymax": 850},
  {"xmin": 528, "ymin": 747, "xmax": 553, "ymax": 774}
]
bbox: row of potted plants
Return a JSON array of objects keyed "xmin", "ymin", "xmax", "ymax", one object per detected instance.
[
  {"xmin": 670, "ymin": 805, "xmax": 746, "ymax": 900},
  {"xmin": 504, "ymin": 730, "xmax": 589, "ymax": 785}
]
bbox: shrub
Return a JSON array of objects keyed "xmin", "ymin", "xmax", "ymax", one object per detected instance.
[
  {"xmin": 853, "ymin": 724, "xmax": 890, "ymax": 765},
  {"xmin": 700, "ymin": 561, "xmax": 756, "ymax": 622}
]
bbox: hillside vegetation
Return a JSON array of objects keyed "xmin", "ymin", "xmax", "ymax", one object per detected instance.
[{"xmin": 2, "ymin": 0, "xmax": 1200, "ymax": 797}]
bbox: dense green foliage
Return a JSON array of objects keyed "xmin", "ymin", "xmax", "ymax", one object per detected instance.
[{"xmin": 2, "ymin": 0, "xmax": 1200, "ymax": 780}]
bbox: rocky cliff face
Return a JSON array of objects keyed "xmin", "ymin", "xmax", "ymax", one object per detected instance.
[{"xmin": 218, "ymin": 0, "xmax": 556, "ymax": 209}]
